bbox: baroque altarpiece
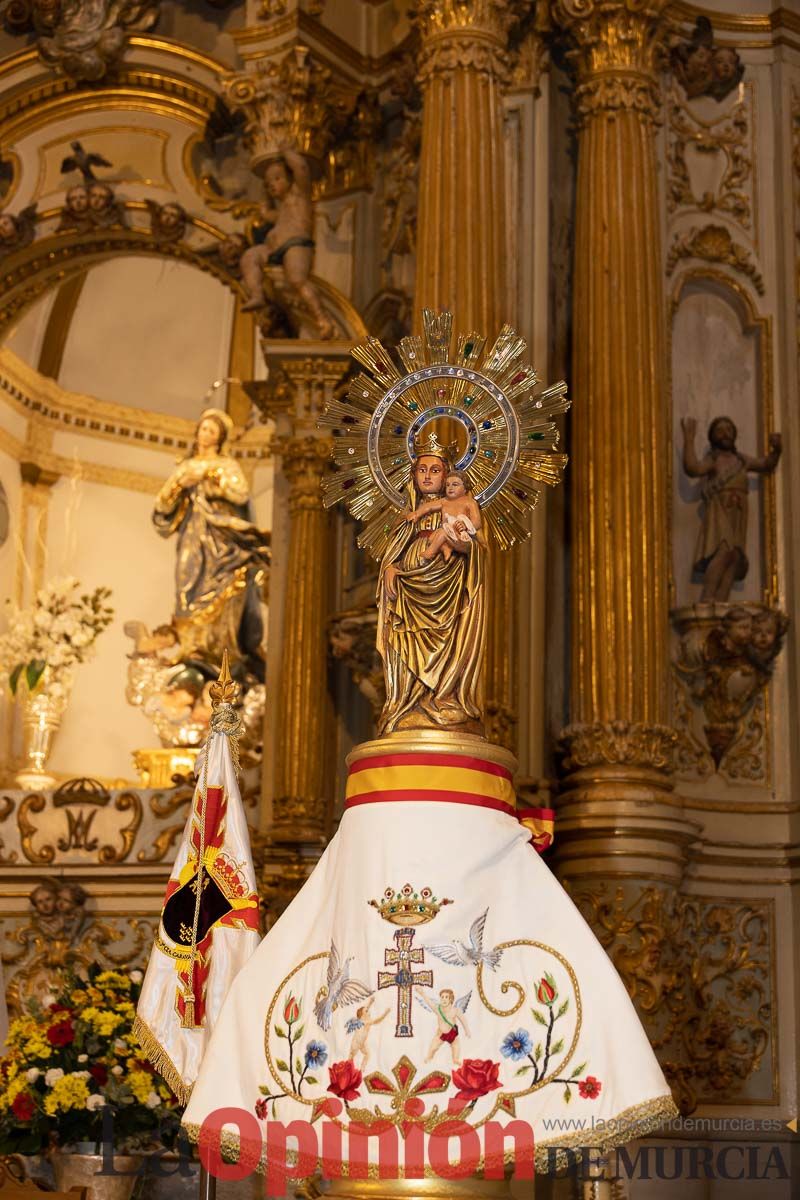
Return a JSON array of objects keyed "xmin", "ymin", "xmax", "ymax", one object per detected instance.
[{"xmin": 0, "ymin": 0, "xmax": 797, "ymax": 1194}]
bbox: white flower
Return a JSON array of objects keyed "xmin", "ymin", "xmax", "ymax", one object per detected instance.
[
  {"xmin": 111, "ymin": 1065, "xmax": 123, "ymax": 1076},
  {"xmin": 129, "ymin": 970, "xmax": 143, "ymax": 984},
  {"xmin": 86, "ymin": 1094, "xmax": 106, "ymax": 1111},
  {"xmin": 26, "ymin": 1068, "xmax": 41, "ymax": 1083},
  {"xmin": 41, "ymin": 994, "xmax": 55, "ymax": 1008},
  {"xmin": 45, "ymin": 1068, "xmax": 64, "ymax": 1087},
  {"xmin": 77, "ymin": 1054, "xmax": 88, "ymax": 1063},
  {"xmin": 72, "ymin": 1070, "xmax": 91, "ymax": 1080},
  {"xmin": 113, "ymin": 1038, "xmax": 127, "ymax": 1052},
  {"xmin": 145, "ymin": 1091, "xmax": 161, "ymax": 1109}
]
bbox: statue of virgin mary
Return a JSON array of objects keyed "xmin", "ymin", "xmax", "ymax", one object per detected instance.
[
  {"xmin": 376, "ymin": 443, "xmax": 485, "ymax": 735},
  {"xmin": 152, "ymin": 408, "xmax": 270, "ymax": 679}
]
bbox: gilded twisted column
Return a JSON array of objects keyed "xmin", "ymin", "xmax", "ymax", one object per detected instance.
[
  {"xmin": 413, "ymin": 0, "xmax": 518, "ymax": 749},
  {"xmin": 552, "ymin": 0, "xmax": 693, "ymax": 879},
  {"xmin": 271, "ymin": 433, "xmax": 335, "ymax": 844}
]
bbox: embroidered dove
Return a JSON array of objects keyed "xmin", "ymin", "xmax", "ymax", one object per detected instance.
[
  {"xmin": 424, "ymin": 909, "xmax": 503, "ymax": 971},
  {"xmin": 314, "ymin": 940, "xmax": 373, "ymax": 1031}
]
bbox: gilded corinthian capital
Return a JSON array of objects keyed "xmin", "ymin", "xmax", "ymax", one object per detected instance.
[
  {"xmin": 551, "ymin": 0, "xmax": 669, "ymax": 121},
  {"xmin": 413, "ymin": 0, "xmax": 525, "ymax": 84}
]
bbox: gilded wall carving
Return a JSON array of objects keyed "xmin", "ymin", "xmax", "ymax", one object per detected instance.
[
  {"xmin": 568, "ymin": 883, "xmax": 776, "ymax": 1114},
  {"xmin": 666, "ymin": 84, "xmax": 754, "ymax": 235},
  {"xmin": 666, "ymin": 224, "xmax": 764, "ymax": 295}
]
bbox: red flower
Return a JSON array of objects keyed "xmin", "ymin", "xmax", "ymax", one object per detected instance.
[
  {"xmin": 451, "ymin": 1059, "xmax": 502, "ymax": 1102},
  {"xmin": 255, "ymin": 1098, "xmax": 268, "ymax": 1119},
  {"xmin": 11, "ymin": 1092, "xmax": 36, "ymax": 1122},
  {"xmin": 578, "ymin": 1076, "xmax": 602, "ymax": 1100},
  {"xmin": 89, "ymin": 1064, "xmax": 108, "ymax": 1086},
  {"xmin": 536, "ymin": 975, "xmax": 557, "ymax": 1006},
  {"xmin": 46, "ymin": 1020, "xmax": 75, "ymax": 1047},
  {"xmin": 283, "ymin": 995, "xmax": 300, "ymax": 1024},
  {"xmin": 48, "ymin": 1003, "xmax": 72, "ymax": 1014},
  {"xmin": 327, "ymin": 1060, "xmax": 363, "ymax": 1102}
]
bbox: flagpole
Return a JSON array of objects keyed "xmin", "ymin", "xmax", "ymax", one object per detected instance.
[{"xmin": 198, "ymin": 1165, "xmax": 216, "ymax": 1200}]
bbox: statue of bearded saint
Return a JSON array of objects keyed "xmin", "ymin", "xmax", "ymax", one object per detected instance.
[
  {"xmin": 152, "ymin": 409, "xmax": 270, "ymax": 679},
  {"xmin": 376, "ymin": 451, "xmax": 487, "ymax": 736}
]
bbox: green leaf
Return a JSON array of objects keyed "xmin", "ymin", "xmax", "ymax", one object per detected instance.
[
  {"xmin": 8, "ymin": 664, "xmax": 22, "ymax": 695},
  {"xmin": 551, "ymin": 1039, "xmax": 564, "ymax": 1055},
  {"xmin": 258, "ymin": 1085, "xmax": 270, "ymax": 1095},
  {"xmin": 515, "ymin": 1065, "xmax": 531, "ymax": 1076},
  {"xmin": 532, "ymin": 1009, "xmax": 547, "ymax": 1026},
  {"xmin": 274, "ymin": 1026, "xmax": 286, "ymax": 1039},
  {"xmin": 534, "ymin": 1044, "xmax": 542, "ymax": 1060},
  {"xmin": 26, "ymin": 660, "xmax": 46, "ymax": 692},
  {"xmin": 294, "ymin": 1025, "xmax": 304, "ymax": 1040},
  {"xmin": 556, "ymin": 999, "xmax": 569, "ymax": 1019},
  {"xmin": 564, "ymin": 1085, "xmax": 572, "ymax": 1104},
  {"xmin": 304, "ymin": 1075, "xmax": 317, "ymax": 1085},
  {"xmin": 570, "ymin": 1062, "xmax": 587, "ymax": 1080},
  {"xmin": 275, "ymin": 1059, "xmax": 289, "ymax": 1072},
  {"xmin": 295, "ymin": 1058, "xmax": 303, "ymax": 1075}
]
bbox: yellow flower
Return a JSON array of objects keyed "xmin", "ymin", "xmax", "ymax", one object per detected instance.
[
  {"xmin": 127, "ymin": 1069, "xmax": 154, "ymax": 1106},
  {"xmin": 0, "ymin": 1075, "xmax": 28, "ymax": 1112},
  {"xmin": 44, "ymin": 1074, "xmax": 89, "ymax": 1116},
  {"xmin": 95, "ymin": 971, "xmax": 131, "ymax": 991},
  {"xmin": 114, "ymin": 1001, "xmax": 135, "ymax": 1019},
  {"xmin": 80, "ymin": 1007, "xmax": 122, "ymax": 1037},
  {"xmin": 70, "ymin": 989, "xmax": 87, "ymax": 1005}
]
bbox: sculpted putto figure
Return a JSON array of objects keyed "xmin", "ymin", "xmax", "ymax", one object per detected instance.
[
  {"xmin": 681, "ymin": 415, "xmax": 781, "ymax": 602},
  {"xmin": 239, "ymin": 147, "xmax": 334, "ymax": 339}
]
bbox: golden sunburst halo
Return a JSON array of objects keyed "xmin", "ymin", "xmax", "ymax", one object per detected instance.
[{"xmin": 320, "ymin": 308, "xmax": 570, "ymax": 557}]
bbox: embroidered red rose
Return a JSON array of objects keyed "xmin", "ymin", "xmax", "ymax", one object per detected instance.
[
  {"xmin": 451, "ymin": 1059, "xmax": 502, "ymax": 1101},
  {"xmin": 46, "ymin": 1020, "xmax": 75, "ymax": 1047},
  {"xmin": 578, "ymin": 1076, "xmax": 602, "ymax": 1100},
  {"xmin": 536, "ymin": 975, "xmax": 557, "ymax": 1005},
  {"xmin": 283, "ymin": 995, "xmax": 300, "ymax": 1024},
  {"xmin": 255, "ymin": 1098, "xmax": 268, "ymax": 1119},
  {"xmin": 327, "ymin": 1060, "xmax": 363, "ymax": 1102},
  {"xmin": 89, "ymin": 1064, "xmax": 108, "ymax": 1086},
  {"xmin": 11, "ymin": 1092, "xmax": 36, "ymax": 1121}
]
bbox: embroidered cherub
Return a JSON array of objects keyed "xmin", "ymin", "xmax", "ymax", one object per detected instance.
[
  {"xmin": 405, "ymin": 470, "xmax": 482, "ymax": 563},
  {"xmin": 418, "ymin": 987, "xmax": 471, "ymax": 1065},
  {"xmin": 345, "ymin": 995, "xmax": 389, "ymax": 1069}
]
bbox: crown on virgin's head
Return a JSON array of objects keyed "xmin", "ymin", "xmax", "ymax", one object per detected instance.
[
  {"xmin": 369, "ymin": 883, "xmax": 453, "ymax": 926},
  {"xmin": 412, "ymin": 431, "xmax": 458, "ymax": 464}
]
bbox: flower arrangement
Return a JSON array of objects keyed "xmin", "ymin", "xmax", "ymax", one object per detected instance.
[
  {"xmin": 0, "ymin": 966, "xmax": 181, "ymax": 1155},
  {"xmin": 0, "ymin": 577, "xmax": 113, "ymax": 697}
]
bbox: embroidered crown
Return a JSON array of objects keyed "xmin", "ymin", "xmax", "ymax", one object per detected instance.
[{"xmin": 369, "ymin": 883, "xmax": 453, "ymax": 926}]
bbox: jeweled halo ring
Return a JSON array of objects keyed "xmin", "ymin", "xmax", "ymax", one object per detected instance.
[{"xmin": 319, "ymin": 308, "xmax": 571, "ymax": 556}]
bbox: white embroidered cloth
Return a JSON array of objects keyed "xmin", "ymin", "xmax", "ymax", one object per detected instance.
[{"xmin": 183, "ymin": 796, "xmax": 676, "ymax": 1170}]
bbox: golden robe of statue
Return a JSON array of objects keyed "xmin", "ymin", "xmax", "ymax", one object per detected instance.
[
  {"xmin": 376, "ymin": 454, "xmax": 485, "ymax": 735},
  {"xmin": 152, "ymin": 409, "xmax": 270, "ymax": 677}
]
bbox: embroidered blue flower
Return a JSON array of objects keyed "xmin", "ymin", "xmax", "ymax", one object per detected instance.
[
  {"xmin": 305, "ymin": 1040, "xmax": 328, "ymax": 1068},
  {"xmin": 501, "ymin": 1029, "xmax": 533, "ymax": 1061}
]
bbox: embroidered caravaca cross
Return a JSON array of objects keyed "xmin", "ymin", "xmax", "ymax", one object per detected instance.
[{"xmin": 378, "ymin": 929, "xmax": 433, "ymax": 1038}]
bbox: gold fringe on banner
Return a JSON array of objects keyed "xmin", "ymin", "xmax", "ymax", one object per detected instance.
[{"xmin": 132, "ymin": 1014, "xmax": 192, "ymax": 1107}]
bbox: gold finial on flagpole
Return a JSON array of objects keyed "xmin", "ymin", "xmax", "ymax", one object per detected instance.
[{"xmin": 210, "ymin": 648, "xmax": 238, "ymax": 708}]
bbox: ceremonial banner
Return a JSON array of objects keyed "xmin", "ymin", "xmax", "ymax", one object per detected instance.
[{"xmin": 134, "ymin": 725, "xmax": 260, "ymax": 1104}]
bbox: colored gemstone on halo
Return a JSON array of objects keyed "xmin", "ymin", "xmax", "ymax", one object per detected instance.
[{"xmin": 528, "ymin": 431, "xmax": 545, "ymax": 440}]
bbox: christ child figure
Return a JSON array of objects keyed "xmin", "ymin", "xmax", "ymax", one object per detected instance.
[
  {"xmin": 406, "ymin": 470, "xmax": 482, "ymax": 563},
  {"xmin": 423, "ymin": 988, "xmax": 470, "ymax": 1065},
  {"xmin": 346, "ymin": 995, "xmax": 389, "ymax": 1069}
]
